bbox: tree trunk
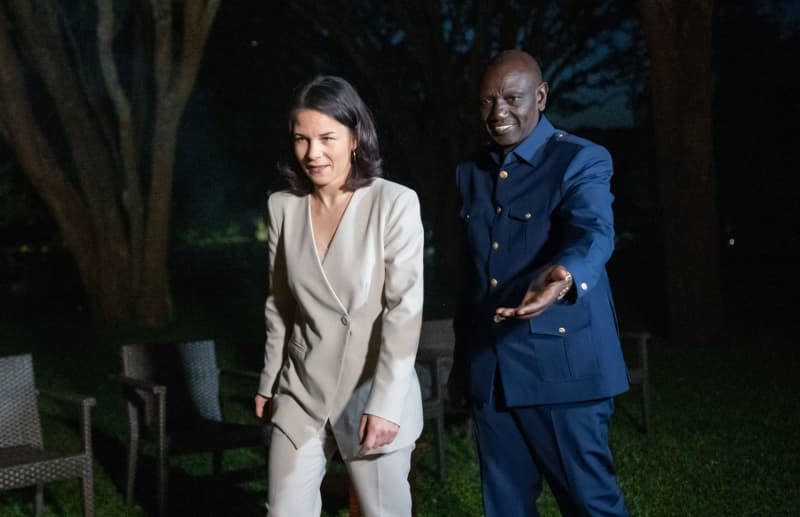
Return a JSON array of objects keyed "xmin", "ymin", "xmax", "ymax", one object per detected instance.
[
  {"xmin": 641, "ymin": 0, "xmax": 724, "ymax": 345},
  {"xmin": 0, "ymin": 1, "xmax": 219, "ymax": 328}
]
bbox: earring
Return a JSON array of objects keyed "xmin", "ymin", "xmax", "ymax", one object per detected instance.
[{"xmin": 352, "ymin": 149, "xmax": 357, "ymax": 162}]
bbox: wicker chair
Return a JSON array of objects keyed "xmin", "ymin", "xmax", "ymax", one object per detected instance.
[
  {"xmin": 114, "ymin": 340, "xmax": 269, "ymax": 516},
  {"xmin": 414, "ymin": 318, "xmax": 453, "ymax": 481},
  {"xmin": 620, "ymin": 331, "xmax": 652, "ymax": 434},
  {"xmin": 0, "ymin": 354, "xmax": 95, "ymax": 517}
]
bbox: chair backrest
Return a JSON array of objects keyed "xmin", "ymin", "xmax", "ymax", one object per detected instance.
[
  {"xmin": 419, "ymin": 319, "xmax": 455, "ymax": 351},
  {"xmin": 620, "ymin": 331, "xmax": 650, "ymax": 383},
  {"xmin": 416, "ymin": 319, "xmax": 455, "ymax": 401},
  {"xmin": 0, "ymin": 354, "xmax": 43, "ymax": 448},
  {"xmin": 121, "ymin": 340, "xmax": 223, "ymax": 431}
]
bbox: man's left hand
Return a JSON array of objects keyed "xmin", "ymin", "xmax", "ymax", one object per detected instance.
[
  {"xmin": 494, "ymin": 265, "xmax": 573, "ymax": 321},
  {"xmin": 358, "ymin": 414, "xmax": 400, "ymax": 456}
]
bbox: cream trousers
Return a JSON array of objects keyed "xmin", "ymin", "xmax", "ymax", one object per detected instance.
[{"xmin": 266, "ymin": 424, "xmax": 413, "ymax": 517}]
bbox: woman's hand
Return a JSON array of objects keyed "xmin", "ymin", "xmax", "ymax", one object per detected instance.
[
  {"xmin": 358, "ymin": 413, "xmax": 400, "ymax": 456},
  {"xmin": 255, "ymin": 394, "xmax": 272, "ymax": 419}
]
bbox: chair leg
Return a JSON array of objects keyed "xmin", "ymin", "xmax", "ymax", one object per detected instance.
[
  {"xmin": 157, "ymin": 449, "xmax": 168, "ymax": 517},
  {"xmin": 642, "ymin": 377, "xmax": 651, "ymax": 435},
  {"xmin": 82, "ymin": 470, "xmax": 95, "ymax": 517},
  {"xmin": 125, "ymin": 433, "xmax": 139, "ymax": 503},
  {"xmin": 435, "ymin": 413, "xmax": 446, "ymax": 481},
  {"xmin": 35, "ymin": 482, "xmax": 43, "ymax": 517}
]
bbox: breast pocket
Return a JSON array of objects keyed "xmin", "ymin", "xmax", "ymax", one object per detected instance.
[
  {"xmin": 529, "ymin": 305, "xmax": 599, "ymax": 382},
  {"xmin": 506, "ymin": 206, "xmax": 534, "ymax": 250}
]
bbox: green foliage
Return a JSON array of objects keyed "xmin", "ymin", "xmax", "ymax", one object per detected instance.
[{"xmin": 1, "ymin": 309, "xmax": 798, "ymax": 515}]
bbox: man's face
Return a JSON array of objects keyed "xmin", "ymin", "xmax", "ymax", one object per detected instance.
[{"xmin": 479, "ymin": 64, "xmax": 548, "ymax": 153}]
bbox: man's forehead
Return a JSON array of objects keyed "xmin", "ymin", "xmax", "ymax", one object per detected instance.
[{"xmin": 480, "ymin": 67, "xmax": 537, "ymax": 92}]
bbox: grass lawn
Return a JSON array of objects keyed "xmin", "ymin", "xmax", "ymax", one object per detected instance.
[{"xmin": 1, "ymin": 278, "xmax": 798, "ymax": 515}]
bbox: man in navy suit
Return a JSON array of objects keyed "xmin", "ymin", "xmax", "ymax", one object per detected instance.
[{"xmin": 449, "ymin": 49, "xmax": 630, "ymax": 516}]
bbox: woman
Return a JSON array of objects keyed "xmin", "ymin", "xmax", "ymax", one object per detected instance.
[{"xmin": 254, "ymin": 75, "xmax": 424, "ymax": 517}]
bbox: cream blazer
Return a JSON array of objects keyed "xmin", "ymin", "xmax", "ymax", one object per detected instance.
[{"xmin": 258, "ymin": 178, "xmax": 424, "ymax": 459}]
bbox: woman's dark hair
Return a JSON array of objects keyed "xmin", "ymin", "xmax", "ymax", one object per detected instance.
[{"xmin": 280, "ymin": 75, "xmax": 383, "ymax": 195}]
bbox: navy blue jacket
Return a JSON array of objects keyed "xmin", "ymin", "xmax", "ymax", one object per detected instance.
[{"xmin": 454, "ymin": 116, "xmax": 629, "ymax": 406}]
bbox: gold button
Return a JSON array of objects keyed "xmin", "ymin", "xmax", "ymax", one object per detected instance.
[
  {"xmin": 496, "ymin": 206, "xmax": 502, "ymax": 214},
  {"xmin": 498, "ymin": 170, "xmax": 509, "ymax": 179},
  {"xmin": 492, "ymin": 241, "xmax": 499, "ymax": 250},
  {"xmin": 558, "ymin": 327, "xmax": 566, "ymax": 334},
  {"xmin": 490, "ymin": 278, "xmax": 498, "ymax": 287},
  {"xmin": 580, "ymin": 282, "xmax": 588, "ymax": 291},
  {"xmin": 524, "ymin": 212, "xmax": 532, "ymax": 220}
]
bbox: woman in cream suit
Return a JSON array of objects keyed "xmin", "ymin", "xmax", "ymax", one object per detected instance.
[{"xmin": 254, "ymin": 76, "xmax": 424, "ymax": 517}]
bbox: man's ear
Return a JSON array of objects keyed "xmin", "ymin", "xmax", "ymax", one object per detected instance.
[{"xmin": 536, "ymin": 82, "xmax": 549, "ymax": 111}]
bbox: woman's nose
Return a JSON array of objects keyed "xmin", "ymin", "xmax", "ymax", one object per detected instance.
[{"xmin": 307, "ymin": 139, "xmax": 322, "ymax": 159}]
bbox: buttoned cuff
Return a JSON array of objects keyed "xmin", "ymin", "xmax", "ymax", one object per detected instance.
[{"xmin": 555, "ymin": 257, "xmax": 593, "ymax": 301}]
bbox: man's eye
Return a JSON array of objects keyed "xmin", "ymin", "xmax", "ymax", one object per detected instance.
[
  {"xmin": 479, "ymin": 98, "xmax": 493, "ymax": 106},
  {"xmin": 293, "ymin": 135, "xmax": 305, "ymax": 142},
  {"xmin": 506, "ymin": 96, "xmax": 520, "ymax": 104},
  {"xmin": 322, "ymin": 136, "xmax": 336, "ymax": 141}
]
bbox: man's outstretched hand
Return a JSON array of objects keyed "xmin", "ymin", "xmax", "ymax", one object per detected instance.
[{"xmin": 494, "ymin": 265, "xmax": 573, "ymax": 322}]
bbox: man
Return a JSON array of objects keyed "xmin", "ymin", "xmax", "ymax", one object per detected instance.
[{"xmin": 449, "ymin": 49, "xmax": 630, "ymax": 516}]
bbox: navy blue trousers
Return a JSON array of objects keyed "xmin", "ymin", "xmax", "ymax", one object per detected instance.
[{"xmin": 472, "ymin": 384, "xmax": 628, "ymax": 516}]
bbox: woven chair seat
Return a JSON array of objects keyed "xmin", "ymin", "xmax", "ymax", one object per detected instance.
[
  {"xmin": 0, "ymin": 354, "xmax": 95, "ymax": 516},
  {"xmin": 116, "ymin": 339, "xmax": 268, "ymax": 516},
  {"xmin": 0, "ymin": 445, "xmax": 89, "ymax": 488}
]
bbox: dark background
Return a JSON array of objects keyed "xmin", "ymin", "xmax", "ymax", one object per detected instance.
[{"xmin": 1, "ymin": 0, "xmax": 798, "ymax": 339}]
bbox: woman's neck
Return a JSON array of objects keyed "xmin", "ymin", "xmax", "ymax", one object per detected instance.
[{"xmin": 312, "ymin": 184, "xmax": 351, "ymax": 209}]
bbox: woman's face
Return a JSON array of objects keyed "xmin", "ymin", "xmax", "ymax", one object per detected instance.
[{"xmin": 293, "ymin": 109, "xmax": 356, "ymax": 192}]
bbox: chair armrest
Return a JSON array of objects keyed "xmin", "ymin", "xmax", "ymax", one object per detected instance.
[
  {"xmin": 38, "ymin": 389, "xmax": 96, "ymax": 408},
  {"xmin": 110, "ymin": 373, "xmax": 167, "ymax": 395},
  {"xmin": 37, "ymin": 389, "xmax": 96, "ymax": 454}
]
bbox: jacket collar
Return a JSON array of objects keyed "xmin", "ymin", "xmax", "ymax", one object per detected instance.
[{"xmin": 489, "ymin": 115, "xmax": 556, "ymax": 168}]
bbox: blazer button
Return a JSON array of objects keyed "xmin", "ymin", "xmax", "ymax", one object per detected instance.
[
  {"xmin": 491, "ymin": 241, "xmax": 500, "ymax": 250},
  {"xmin": 498, "ymin": 170, "xmax": 509, "ymax": 179},
  {"xmin": 341, "ymin": 316, "xmax": 349, "ymax": 326},
  {"xmin": 496, "ymin": 206, "xmax": 502, "ymax": 214},
  {"xmin": 580, "ymin": 282, "xmax": 588, "ymax": 291},
  {"xmin": 558, "ymin": 327, "xmax": 566, "ymax": 334},
  {"xmin": 490, "ymin": 278, "xmax": 498, "ymax": 287},
  {"xmin": 524, "ymin": 212, "xmax": 532, "ymax": 220}
]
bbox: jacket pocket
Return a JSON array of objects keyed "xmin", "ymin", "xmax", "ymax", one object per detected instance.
[
  {"xmin": 529, "ymin": 305, "xmax": 598, "ymax": 381},
  {"xmin": 288, "ymin": 335, "xmax": 307, "ymax": 359},
  {"xmin": 507, "ymin": 206, "xmax": 534, "ymax": 249}
]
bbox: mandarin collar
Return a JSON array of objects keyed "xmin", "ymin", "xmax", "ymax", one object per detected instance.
[{"xmin": 489, "ymin": 115, "xmax": 556, "ymax": 167}]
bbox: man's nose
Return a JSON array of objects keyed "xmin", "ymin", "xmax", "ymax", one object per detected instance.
[{"xmin": 490, "ymin": 99, "xmax": 508, "ymax": 119}]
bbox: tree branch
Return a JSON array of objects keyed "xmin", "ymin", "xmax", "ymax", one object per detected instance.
[
  {"xmin": 174, "ymin": 0, "xmax": 219, "ymax": 105},
  {"xmin": 150, "ymin": 0, "xmax": 173, "ymax": 102},
  {"xmin": 7, "ymin": 0, "xmax": 124, "ymax": 242},
  {"xmin": 0, "ymin": 5, "xmax": 93, "ymax": 264},
  {"xmin": 97, "ymin": 0, "xmax": 144, "ymax": 289}
]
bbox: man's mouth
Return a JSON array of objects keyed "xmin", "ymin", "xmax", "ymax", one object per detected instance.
[{"xmin": 491, "ymin": 123, "xmax": 514, "ymax": 135}]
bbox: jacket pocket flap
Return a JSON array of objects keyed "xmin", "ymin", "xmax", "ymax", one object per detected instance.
[
  {"xmin": 529, "ymin": 305, "xmax": 591, "ymax": 336},
  {"xmin": 507, "ymin": 207, "xmax": 534, "ymax": 221}
]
